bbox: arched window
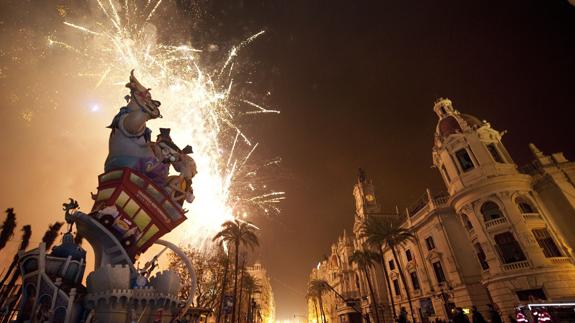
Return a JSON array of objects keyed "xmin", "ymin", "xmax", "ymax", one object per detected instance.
[
  {"xmin": 516, "ymin": 197, "xmax": 538, "ymax": 214},
  {"xmin": 461, "ymin": 214, "xmax": 473, "ymax": 231},
  {"xmin": 481, "ymin": 202, "xmax": 504, "ymax": 222}
]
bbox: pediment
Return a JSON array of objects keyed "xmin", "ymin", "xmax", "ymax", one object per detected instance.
[{"xmin": 426, "ymin": 250, "xmax": 442, "ymax": 262}]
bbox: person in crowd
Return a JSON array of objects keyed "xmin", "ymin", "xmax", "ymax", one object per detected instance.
[{"xmin": 471, "ymin": 306, "xmax": 487, "ymax": 323}]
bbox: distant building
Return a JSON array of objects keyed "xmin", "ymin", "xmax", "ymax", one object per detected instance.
[
  {"xmin": 247, "ymin": 262, "xmax": 276, "ymax": 323},
  {"xmin": 308, "ymin": 98, "xmax": 575, "ymax": 323}
]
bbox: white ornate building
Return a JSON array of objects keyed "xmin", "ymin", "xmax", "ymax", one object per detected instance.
[{"xmin": 308, "ymin": 98, "xmax": 575, "ymax": 323}]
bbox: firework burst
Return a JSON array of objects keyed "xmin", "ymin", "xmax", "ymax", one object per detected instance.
[{"xmin": 49, "ymin": 0, "xmax": 285, "ymax": 249}]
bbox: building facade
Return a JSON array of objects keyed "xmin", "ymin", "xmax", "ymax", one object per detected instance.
[
  {"xmin": 308, "ymin": 98, "xmax": 575, "ymax": 323},
  {"xmin": 247, "ymin": 262, "xmax": 276, "ymax": 323}
]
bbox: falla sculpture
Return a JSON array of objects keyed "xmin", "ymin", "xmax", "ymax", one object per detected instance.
[{"xmin": 8, "ymin": 71, "xmax": 198, "ymax": 323}]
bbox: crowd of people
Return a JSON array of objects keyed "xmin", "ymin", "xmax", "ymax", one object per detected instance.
[{"xmin": 392, "ymin": 303, "xmax": 553, "ymax": 323}]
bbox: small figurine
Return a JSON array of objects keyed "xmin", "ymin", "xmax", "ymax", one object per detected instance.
[
  {"xmin": 168, "ymin": 147, "xmax": 197, "ymax": 205},
  {"xmin": 152, "ymin": 128, "xmax": 197, "ymax": 205}
]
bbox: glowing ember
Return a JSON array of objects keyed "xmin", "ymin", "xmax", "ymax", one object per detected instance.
[{"xmin": 49, "ymin": 0, "xmax": 285, "ymax": 249}]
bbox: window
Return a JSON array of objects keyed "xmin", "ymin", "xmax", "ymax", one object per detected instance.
[
  {"xmin": 425, "ymin": 236, "xmax": 435, "ymax": 251},
  {"xmin": 455, "ymin": 148, "xmax": 475, "ymax": 172},
  {"xmin": 494, "ymin": 232, "xmax": 527, "ymax": 264},
  {"xmin": 393, "ymin": 279, "xmax": 401, "ymax": 296},
  {"xmin": 474, "ymin": 243, "xmax": 489, "ymax": 270},
  {"xmin": 432, "ymin": 261, "xmax": 446, "ymax": 283},
  {"xmin": 389, "ymin": 260, "xmax": 395, "ymax": 270},
  {"xmin": 410, "ymin": 271, "xmax": 420, "ymax": 290},
  {"xmin": 532, "ymin": 228, "xmax": 562, "ymax": 258},
  {"xmin": 406, "ymin": 249, "xmax": 413, "ymax": 262},
  {"xmin": 516, "ymin": 289, "xmax": 547, "ymax": 302},
  {"xmin": 481, "ymin": 201, "xmax": 504, "ymax": 222},
  {"xmin": 441, "ymin": 165, "xmax": 451, "ymax": 182},
  {"xmin": 486, "ymin": 143, "xmax": 504, "ymax": 163},
  {"xmin": 516, "ymin": 198, "xmax": 538, "ymax": 214},
  {"xmin": 461, "ymin": 214, "xmax": 473, "ymax": 231}
]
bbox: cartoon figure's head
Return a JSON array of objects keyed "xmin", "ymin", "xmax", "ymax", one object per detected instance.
[
  {"xmin": 125, "ymin": 69, "xmax": 161, "ymax": 119},
  {"xmin": 152, "ymin": 128, "xmax": 180, "ymax": 163}
]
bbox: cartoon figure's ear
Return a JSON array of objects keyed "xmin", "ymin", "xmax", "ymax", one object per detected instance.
[{"xmin": 182, "ymin": 145, "xmax": 194, "ymax": 154}]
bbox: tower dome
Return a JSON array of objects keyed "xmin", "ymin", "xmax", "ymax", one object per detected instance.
[
  {"xmin": 433, "ymin": 98, "xmax": 484, "ymax": 142},
  {"xmin": 431, "ymin": 98, "xmax": 517, "ymax": 196}
]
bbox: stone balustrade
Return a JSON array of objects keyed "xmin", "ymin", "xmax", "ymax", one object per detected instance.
[
  {"xmin": 502, "ymin": 260, "xmax": 530, "ymax": 271},
  {"xmin": 485, "ymin": 217, "xmax": 508, "ymax": 229}
]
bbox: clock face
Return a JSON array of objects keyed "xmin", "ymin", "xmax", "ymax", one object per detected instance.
[{"xmin": 365, "ymin": 194, "xmax": 375, "ymax": 202}]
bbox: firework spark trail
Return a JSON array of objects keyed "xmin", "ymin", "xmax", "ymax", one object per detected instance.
[
  {"xmin": 63, "ymin": 22, "xmax": 102, "ymax": 36},
  {"xmin": 145, "ymin": 0, "xmax": 164, "ymax": 24},
  {"xmin": 241, "ymin": 99, "xmax": 281, "ymax": 114},
  {"xmin": 219, "ymin": 30, "xmax": 266, "ymax": 77},
  {"xmin": 52, "ymin": 1, "xmax": 284, "ymax": 249}
]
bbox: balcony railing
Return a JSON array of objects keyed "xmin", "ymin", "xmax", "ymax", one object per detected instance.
[
  {"xmin": 522, "ymin": 213, "xmax": 542, "ymax": 221},
  {"xmin": 408, "ymin": 191, "xmax": 450, "ymax": 218},
  {"xmin": 340, "ymin": 291, "xmax": 360, "ymax": 300},
  {"xmin": 550, "ymin": 257, "xmax": 572, "ymax": 265},
  {"xmin": 485, "ymin": 217, "xmax": 508, "ymax": 229},
  {"xmin": 518, "ymin": 163, "xmax": 541, "ymax": 175},
  {"xmin": 502, "ymin": 260, "xmax": 530, "ymax": 271},
  {"xmin": 432, "ymin": 195, "xmax": 449, "ymax": 207}
]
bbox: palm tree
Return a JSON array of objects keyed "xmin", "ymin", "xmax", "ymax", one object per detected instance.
[
  {"xmin": 215, "ymin": 244, "xmax": 231, "ymax": 323},
  {"xmin": 42, "ymin": 222, "xmax": 64, "ymax": 250},
  {"xmin": 349, "ymin": 249, "xmax": 381, "ymax": 323},
  {"xmin": 0, "ymin": 225, "xmax": 34, "ymax": 306},
  {"xmin": 308, "ymin": 280, "xmax": 330, "ymax": 323},
  {"xmin": 0, "ymin": 225, "xmax": 32, "ymax": 291},
  {"xmin": 0, "ymin": 208, "xmax": 17, "ymax": 251},
  {"xmin": 306, "ymin": 290, "xmax": 321, "ymax": 323},
  {"xmin": 361, "ymin": 214, "xmax": 416, "ymax": 323},
  {"xmin": 213, "ymin": 220, "xmax": 259, "ymax": 323}
]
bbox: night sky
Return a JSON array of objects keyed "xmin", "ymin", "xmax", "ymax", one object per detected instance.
[{"xmin": 1, "ymin": 0, "xmax": 575, "ymax": 320}]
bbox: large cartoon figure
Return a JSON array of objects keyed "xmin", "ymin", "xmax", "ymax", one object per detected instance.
[{"xmin": 105, "ymin": 70, "xmax": 167, "ymax": 187}]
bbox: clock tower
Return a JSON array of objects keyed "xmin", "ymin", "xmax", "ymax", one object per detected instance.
[{"xmin": 353, "ymin": 168, "xmax": 381, "ymax": 236}]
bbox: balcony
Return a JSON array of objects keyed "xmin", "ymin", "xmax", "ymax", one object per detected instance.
[
  {"xmin": 502, "ymin": 260, "xmax": 530, "ymax": 271},
  {"xmin": 549, "ymin": 257, "xmax": 572, "ymax": 266},
  {"xmin": 408, "ymin": 191, "xmax": 450, "ymax": 218},
  {"xmin": 518, "ymin": 163, "xmax": 541, "ymax": 176},
  {"xmin": 522, "ymin": 213, "xmax": 543, "ymax": 222},
  {"xmin": 485, "ymin": 217, "xmax": 508, "ymax": 229}
]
